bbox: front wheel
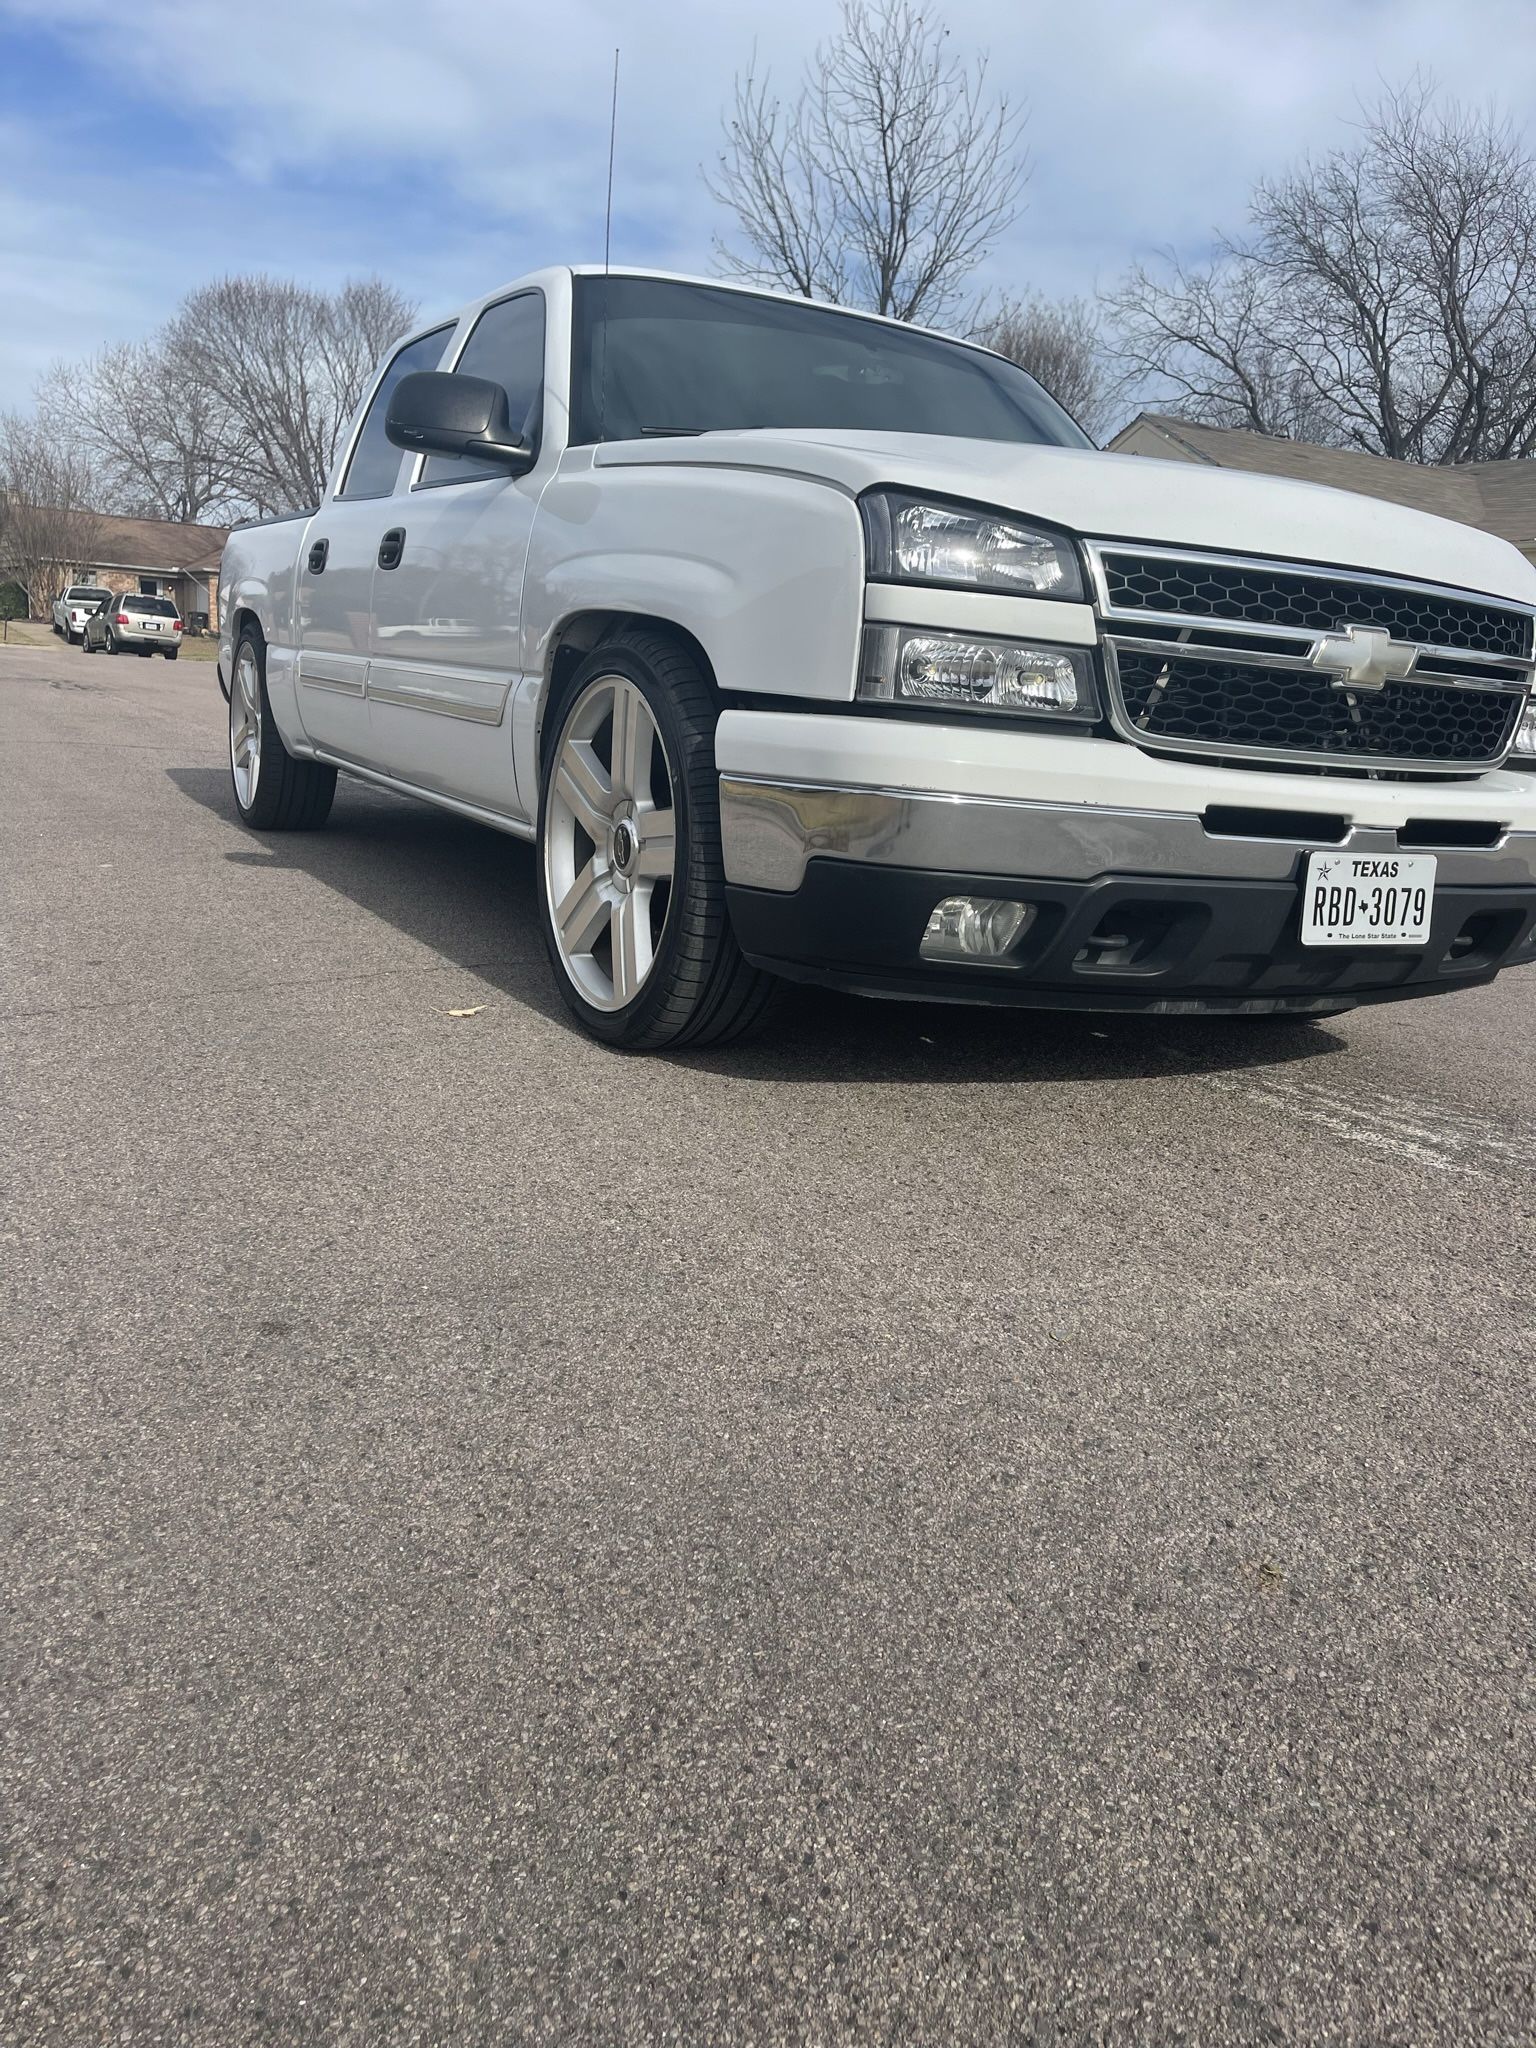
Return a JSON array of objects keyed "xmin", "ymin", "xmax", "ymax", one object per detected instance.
[
  {"xmin": 229, "ymin": 629, "xmax": 336, "ymax": 830},
  {"xmin": 536, "ymin": 631, "xmax": 776, "ymax": 1050}
]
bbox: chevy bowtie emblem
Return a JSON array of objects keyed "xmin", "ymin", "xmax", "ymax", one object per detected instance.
[{"xmin": 1309, "ymin": 622, "xmax": 1418, "ymax": 692}]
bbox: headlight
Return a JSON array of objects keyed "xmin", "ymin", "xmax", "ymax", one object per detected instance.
[
  {"xmin": 1512, "ymin": 696, "xmax": 1536, "ymax": 757},
  {"xmin": 861, "ymin": 490, "xmax": 1083, "ymax": 599},
  {"xmin": 858, "ymin": 625, "xmax": 1098, "ymax": 718}
]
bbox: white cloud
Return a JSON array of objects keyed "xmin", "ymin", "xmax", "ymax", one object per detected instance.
[{"xmin": 5, "ymin": 0, "xmax": 1536, "ymax": 407}]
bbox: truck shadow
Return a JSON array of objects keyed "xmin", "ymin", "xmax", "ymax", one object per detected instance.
[{"xmin": 168, "ymin": 766, "xmax": 1344, "ymax": 1085}]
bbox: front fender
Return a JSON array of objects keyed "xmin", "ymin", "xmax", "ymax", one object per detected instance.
[{"xmin": 523, "ymin": 465, "xmax": 864, "ymax": 705}]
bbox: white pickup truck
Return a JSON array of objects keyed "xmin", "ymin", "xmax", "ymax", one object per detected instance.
[{"xmin": 218, "ymin": 266, "xmax": 1536, "ymax": 1048}]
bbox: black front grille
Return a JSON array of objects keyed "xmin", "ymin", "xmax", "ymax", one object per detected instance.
[
  {"xmin": 1102, "ymin": 553, "xmax": 1533, "ymax": 659},
  {"xmin": 1113, "ymin": 651, "xmax": 1522, "ymax": 768}
]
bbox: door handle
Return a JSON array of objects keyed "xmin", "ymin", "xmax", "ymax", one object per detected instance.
[
  {"xmin": 307, "ymin": 537, "xmax": 329, "ymax": 574},
  {"xmin": 377, "ymin": 527, "xmax": 406, "ymax": 572}
]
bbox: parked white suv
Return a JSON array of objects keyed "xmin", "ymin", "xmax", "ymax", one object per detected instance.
[{"xmin": 217, "ymin": 267, "xmax": 1536, "ymax": 1049}]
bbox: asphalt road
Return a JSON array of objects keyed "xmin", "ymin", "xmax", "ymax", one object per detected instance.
[{"xmin": 4, "ymin": 641, "xmax": 1534, "ymax": 2047}]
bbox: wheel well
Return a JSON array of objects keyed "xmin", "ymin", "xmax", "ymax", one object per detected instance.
[
  {"xmin": 220, "ymin": 607, "xmax": 265, "ymax": 699},
  {"xmin": 540, "ymin": 610, "xmax": 716, "ymax": 754}
]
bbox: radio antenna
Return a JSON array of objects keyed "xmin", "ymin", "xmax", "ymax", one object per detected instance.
[
  {"xmin": 597, "ymin": 48, "xmax": 619, "ymax": 444},
  {"xmin": 604, "ymin": 48, "xmax": 620, "ymax": 273}
]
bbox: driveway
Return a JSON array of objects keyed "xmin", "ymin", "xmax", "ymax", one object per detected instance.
[{"xmin": 4, "ymin": 642, "xmax": 1534, "ymax": 2045}]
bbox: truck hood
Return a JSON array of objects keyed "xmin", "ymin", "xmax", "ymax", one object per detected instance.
[{"xmin": 595, "ymin": 429, "xmax": 1536, "ymax": 607}]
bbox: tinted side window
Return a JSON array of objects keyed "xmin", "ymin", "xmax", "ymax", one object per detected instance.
[
  {"xmin": 338, "ymin": 323, "xmax": 454, "ymax": 500},
  {"xmin": 420, "ymin": 292, "xmax": 544, "ymax": 487}
]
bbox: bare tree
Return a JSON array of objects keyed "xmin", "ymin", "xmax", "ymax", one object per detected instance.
[
  {"xmin": 0, "ymin": 413, "xmax": 101, "ymax": 616},
  {"xmin": 971, "ymin": 293, "xmax": 1111, "ymax": 439},
  {"xmin": 1104, "ymin": 82, "xmax": 1536, "ymax": 463},
  {"xmin": 708, "ymin": 0, "xmax": 1027, "ymax": 326},
  {"xmin": 38, "ymin": 341, "xmax": 237, "ymax": 526},
  {"xmin": 164, "ymin": 275, "xmax": 417, "ymax": 513},
  {"xmin": 6, "ymin": 271, "xmax": 416, "ymax": 591}
]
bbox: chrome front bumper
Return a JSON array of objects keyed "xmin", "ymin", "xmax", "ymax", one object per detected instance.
[
  {"xmin": 720, "ymin": 777, "xmax": 1536, "ymax": 895},
  {"xmin": 718, "ymin": 774, "xmax": 1536, "ymax": 1013}
]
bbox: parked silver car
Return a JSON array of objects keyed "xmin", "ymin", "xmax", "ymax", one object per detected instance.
[
  {"xmin": 81, "ymin": 593, "xmax": 183, "ymax": 658},
  {"xmin": 52, "ymin": 585, "xmax": 113, "ymax": 642}
]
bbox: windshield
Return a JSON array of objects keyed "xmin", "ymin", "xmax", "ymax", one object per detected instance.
[{"xmin": 570, "ymin": 277, "xmax": 1092, "ymax": 449}]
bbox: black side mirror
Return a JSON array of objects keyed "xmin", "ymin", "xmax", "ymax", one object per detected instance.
[{"xmin": 385, "ymin": 371, "xmax": 535, "ymax": 474}]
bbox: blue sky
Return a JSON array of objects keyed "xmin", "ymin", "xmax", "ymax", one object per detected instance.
[{"xmin": 3, "ymin": 0, "xmax": 1535, "ymax": 410}]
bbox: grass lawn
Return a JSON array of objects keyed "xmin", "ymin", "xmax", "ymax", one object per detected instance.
[{"xmin": 1, "ymin": 618, "xmax": 219, "ymax": 660}]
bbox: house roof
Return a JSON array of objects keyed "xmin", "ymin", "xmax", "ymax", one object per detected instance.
[
  {"xmin": 76, "ymin": 510, "xmax": 229, "ymax": 577},
  {"xmin": 1109, "ymin": 415, "xmax": 1536, "ymax": 551}
]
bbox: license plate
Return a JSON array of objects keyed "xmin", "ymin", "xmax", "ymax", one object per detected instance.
[{"xmin": 1301, "ymin": 850, "xmax": 1437, "ymax": 946}]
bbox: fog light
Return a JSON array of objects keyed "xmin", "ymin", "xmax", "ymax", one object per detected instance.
[
  {"xmin": 920, "ymin": 895, "xmax": 1034, "ymax": 961},
  {"xmin": 1512, "ymin": 696, "xmax": 1536, "ymax": 758}
]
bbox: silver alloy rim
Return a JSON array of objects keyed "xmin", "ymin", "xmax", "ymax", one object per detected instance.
[
  {"xmin": 230, "ymin": 643, "xmax": 262, "ymax": 810},
  {"xmin": 543, "ymin": 674, "xmax": 677, "ymax": 1012}
]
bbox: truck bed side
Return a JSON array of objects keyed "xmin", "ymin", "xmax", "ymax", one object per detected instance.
[{"xmin": 217, "ymin": 509, "xmax": 317, "ymax": 739}]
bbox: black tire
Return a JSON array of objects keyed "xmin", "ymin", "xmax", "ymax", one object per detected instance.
[
  {"xmin": 229, "ymin": 626, "xmax": 337, "ymax": 831},
  {"xmin": 536, "ymin": 629, "xmax": 777, "ymax": 1051},
  {"xmin": 106, "ymin": 632, "xmax": 120, "ymax": 655},
  {"xmin": 164, "ymin": 649, "xmax": 178, "ymax": 661},
  {"xmin": 80, "ymin": 634, "xmax": 94, "ymax": 655}
]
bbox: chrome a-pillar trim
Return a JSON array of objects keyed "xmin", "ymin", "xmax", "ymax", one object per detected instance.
[{"xmin": 719, "ymin": 776, "xmax": 1536, "ymax": 894}]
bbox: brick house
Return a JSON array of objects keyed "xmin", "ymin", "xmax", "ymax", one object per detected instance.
[
  {"xmin": 1108, "ymin": 414, "xmax": 1536, "ymax": 572},
  {"xmin": 63, "ymin": 512, "xmax": 230, "ymax": 629}
]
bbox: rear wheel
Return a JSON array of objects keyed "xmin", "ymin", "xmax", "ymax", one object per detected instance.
[
  {"xmin": 106, "ymin": 632, "xmax": 120, "ymax": 655},
  {"xmin": 536, "ymin": 631, "xmax": 776, "ymax": 1050},
  {"xmin": 164, "ymin": 649, "xmax": 178, "ymax": 661},
  {"xmin": 229, "ymin": 629, "xmax": 336, "ymax": 830}
]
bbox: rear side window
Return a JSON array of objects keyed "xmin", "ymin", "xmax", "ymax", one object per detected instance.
[
  {"xmin": 339, "ymin": 323, "xmax": 454, "ymax": 500},
  {"xmin": 419, "ymin": 292, "xmax": 544, "ymax": 487}
]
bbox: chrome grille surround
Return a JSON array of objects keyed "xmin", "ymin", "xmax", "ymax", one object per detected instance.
[{"xmin": 1085, "ymin": 541, "xmax": 1536, "ymax": 775}]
